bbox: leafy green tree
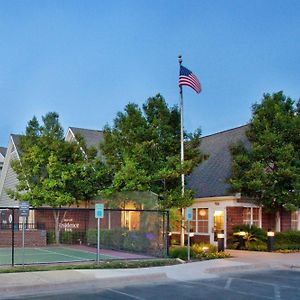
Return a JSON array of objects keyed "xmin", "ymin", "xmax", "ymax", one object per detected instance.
[
  {"xmin": 100, "ymin": 94, "xmax": 206, "ymax": 208},
  {"xmin": 10, "ymin": 112, "xmax": 109, "ymax": 243},
  {"xmin": 230, "ymin": 92, "xmax": 300, "ymax": 230}
]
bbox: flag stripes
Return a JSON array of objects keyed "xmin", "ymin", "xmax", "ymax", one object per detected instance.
[{"xmin": 179, "ymin": 65, "xmax": 201, "ymax": 94}]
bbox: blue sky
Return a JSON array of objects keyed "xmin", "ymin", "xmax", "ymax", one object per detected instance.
[{"xmin": 1, "ymin": 1, "xmax": 300, "ymax": 146}]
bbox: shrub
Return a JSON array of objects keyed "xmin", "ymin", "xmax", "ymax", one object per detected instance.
[
  {"xmin": 47, "ymin": 231, "xmax": 55, "ymax": 244},
  {"xmin": 169, "ymin": 243, "xmax": 229, "ymax": 260},
  {"xmin": 60, "ymin": 231, "xmax": 86, "ymax": 244},
  {"xmin": 47, "ymin": 230, "xmax": 86, "ymax": 245},
  {"xmin": 191, "ymin": 243, "xmax": 217, "ymax": 258},
  {"xmin": 228, "ymin": 224, "xmax": 267, "ymax": 250},
  {"xmin": 274, "ymin": 231, "xmax": 300, "ymax": 250},
  {"xmin": 169, "ymin": 246, "xmax": 188, "ymax": 260},
  {"xmin": 87, "ymin": 228, "xmax": 153, "ymax": 253},
  {"xmin": 245, "ymin": 240, "xmax": 267, "ymax": 251},
  {"xmin": 87, "ymin": 228, "xmax": 128, "ymax": 249},
  {"xmin": 122, "ymin": 231, "xmax": 151, "ymax": 252}
]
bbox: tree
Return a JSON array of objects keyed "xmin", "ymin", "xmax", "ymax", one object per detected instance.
[
  {"xmin": 230, "ymin": 92, "xmax": 300, "ymax": 230},
  {"xmin": 100, "ymin": 94, "xmax": 206, "ymax": 208},
  {"xmin": 10, "ymin": 112, "xmax": 109, "ymax": 243}
]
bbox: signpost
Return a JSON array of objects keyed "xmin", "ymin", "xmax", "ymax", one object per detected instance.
[
  {"xmin": 95, "ymin": 204, "xmax": 104, "ymax": 263},
  {"xmin": 19, "ymin": 201, "xmax": 29, "ymax": 266},
  {"xmin": 186, "ymin": 207, "xmax": 193, "ymax": 261}
]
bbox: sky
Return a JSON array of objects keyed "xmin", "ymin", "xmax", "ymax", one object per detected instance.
[{"xmin": 0, "ymin": 1, "xmax": 300, "ymax": 147}]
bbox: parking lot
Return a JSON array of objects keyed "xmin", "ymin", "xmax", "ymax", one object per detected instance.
[{"xmin": 6, "ymin": 269, "xmax": 300, "ymax": 300}]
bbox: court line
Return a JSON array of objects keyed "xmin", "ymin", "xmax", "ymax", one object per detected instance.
[{"xmin": 33, "ymin": 247, "xmax": 96, "ymax": 261}]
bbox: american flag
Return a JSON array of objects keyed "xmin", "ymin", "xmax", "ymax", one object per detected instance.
[{"xmin": 179, "ymin": 65, "xmax": 201, "ymax": 94}]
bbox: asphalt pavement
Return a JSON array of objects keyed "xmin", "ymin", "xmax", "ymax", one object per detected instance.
[{"xmin": 0, "ymin": 250, "xmax": 299, "ymax": 299}]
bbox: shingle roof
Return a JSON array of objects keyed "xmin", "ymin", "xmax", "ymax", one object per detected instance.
[
  {"xmin": 0, "ymin": 147, "xmax": 7, "ymax": 157},
  {"xmin": 69, "ymin": 127, "xmax": 104, "ymax": 149},
  {"xmin": 186, "ymin": 125, "xmax": 250, "ymax": 198}
]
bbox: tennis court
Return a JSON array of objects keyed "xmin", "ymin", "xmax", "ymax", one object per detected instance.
[{"xmin": 0, "ymin": 246, "xmax": 117, "ymax": 265}]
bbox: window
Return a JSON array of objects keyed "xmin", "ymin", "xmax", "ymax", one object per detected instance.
[
  {"xmin": 243, "ymin": 207, "xmax": 261, "ymax": 227},
  {"xmin": 122, "ymin": 211, "xmax": 140, "ymax": 231},
  {"xmin": 190, "ymin": 208, "xmax": 208, "ymax": 234},
  {"xmin": 243, "ymin": 208, "xmax": 251, "ymax": 225},
  {"xmin": 291, "ymin": 211, "xmax": 299, "ymax": 230}
]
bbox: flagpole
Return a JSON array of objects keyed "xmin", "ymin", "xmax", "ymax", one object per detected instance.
[{"xmin": 178, "ymin": 54, "xmax": 185, "ymax": 247}]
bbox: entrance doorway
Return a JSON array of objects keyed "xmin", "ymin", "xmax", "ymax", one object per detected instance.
[{"xmin": 212, "ymin": 210, "xmax": 225, "ymax": 244}]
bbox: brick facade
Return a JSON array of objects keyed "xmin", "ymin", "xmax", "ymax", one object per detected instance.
[
  {"xmin": 170, "ymin": 233, "xmax": 210, "ymax": 245},
  {"xmin": 35, "ymin": 209, "xmax": 122, "ymax": 232},
  {"xmin": 0, "ymin": 230, "xmax": 46, "ymax": 247},
  {"xmin": 226, "ymin": 207, "xmax": 244, "ymax": 234}
]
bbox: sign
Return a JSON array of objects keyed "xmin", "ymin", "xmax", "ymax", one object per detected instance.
[
  {"xmin": 186, "ymin": 207, "xmax": 193, "ymax": 221},
  {"xmin": 19, "ymin": 202, "xmax": 29, "ymax": 217},
  {"xmin": 95, "ymin": 203, "xmax": 104, "ymax": 219}
]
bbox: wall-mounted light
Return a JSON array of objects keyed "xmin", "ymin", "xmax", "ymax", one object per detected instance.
[{"xmin": 214, "ymin": 211, "xmax": 223, "ymax": 217}]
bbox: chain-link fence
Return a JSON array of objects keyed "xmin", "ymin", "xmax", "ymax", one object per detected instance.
[{"xmin": 0, "ymin": 207, "xmax": 169, "ymax": 266}]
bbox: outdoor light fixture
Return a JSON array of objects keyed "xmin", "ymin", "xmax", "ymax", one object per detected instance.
[
  {"xmin": 217, "ymin": 233, "xmax": 225, "ymax": 239},
  {"xmin": 217, "ymin": 231, "xmax": 225, "ymax": 252},
  {"xmin": 202, "ymin": 246, "xmax": 209, "ymax": 253},
  {"xmin": 267, "ymin": 229, "xmax": 275, "ymax": 252},
  {"xmin": 199, "ymin": 209, "xmax": 207, "ymax": 217},
  {"xmin": 189, "ymin": 232, "xmax": 195, "ymax": 237},
  {"xmin": 214, "ymin": 211, "xmax": 223, "ymax": 217}
]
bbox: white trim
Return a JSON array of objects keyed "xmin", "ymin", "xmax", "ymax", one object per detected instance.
[
  {"xmin": 65, "ymin": 127, "xmax": 76, "ymax": 141},
  {"xmin": 66, "ymin": 127, "xmax": 88, "ymax": 160},
  {"xmin": 11, "ymin": 136, "xmax": 21, "ymax": 161},
  {"xmin": 0, "ymin": 136, "xmax": 20, "ymax": 206}
]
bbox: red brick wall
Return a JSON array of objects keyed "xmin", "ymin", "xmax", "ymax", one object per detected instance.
[
  {"xmin": 0, "ymin": 230, "xmax": 46, "ymax": 247},
  {"xmin": 261, "ymin": 209, "xmax": 292, "ymax": 232},
  {"xmin": 261, "ymin": 211, "xmax": 276, "ymax": 231},
  {"xmin": 280, "ymin": 210, "xmax": 292, "ymax": 232},
  {"xmin": 170, "ymin": 233, "xmax": 210, "ymax": 245},
  {"xmin": 226, "ymin": 207, "xmax": 244, "ymax": 234},
  {"xmin": 35, "ymin": 209, "xmax": 122, "ymax": 232}
]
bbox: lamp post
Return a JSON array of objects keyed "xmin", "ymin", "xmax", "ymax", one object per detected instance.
[
  {"xmin": 267, "ymin": 229, "xmax": 275, "ymax": 252},
  {"xmin": 217, "ymin": 230, "xmax": 225, "ymax": 252}
]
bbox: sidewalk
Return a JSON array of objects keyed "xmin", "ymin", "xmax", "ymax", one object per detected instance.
[{"xmin": 0, "ymin": 250, "xmax": 299, "ymax": 299}]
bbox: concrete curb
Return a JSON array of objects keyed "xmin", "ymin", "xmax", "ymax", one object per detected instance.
[{"xmin": 205, "ymin": 263, "xmax": 271, "ymax": 274}]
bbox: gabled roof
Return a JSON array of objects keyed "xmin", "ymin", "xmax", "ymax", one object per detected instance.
[
  {"xmin": 68, "ymin": 127, "xmax": 104, "ymax": 149},
  {"xmin": 0, "ymin": 147, "xmax": 7, "ymax": 157},
  {"xmin": 187, "ymin": 125, "xmax": 250, "ymax": 198},
  {"xmin": 10, "ymin": 134, "xmax": 23, "ymax": 158}
]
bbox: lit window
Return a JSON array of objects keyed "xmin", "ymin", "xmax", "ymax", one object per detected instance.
[
  {"xmin": 243, "ymin": 207, "xmax": 261, "ymax": 227},
  {"xmin": 198, "ymin": 208, "xmax": 208, "ymax": 233},
  {"xmin": 252, "ymin": 208, "xmax": 260, "ymax": 227},
  {"xmin": 121, "ymin": 211, "xmax": 140, "ymax": 231},
  {"xmin": 291, "ymin": 211, "xmax": 299, "ymax": 230},
  {"xmin": 189, "ymin": 208, "xmax": 208, "ymax": 234},
  {"xmin": 243, "ymin": 208, "xmax": 251, "ymax": 225}
]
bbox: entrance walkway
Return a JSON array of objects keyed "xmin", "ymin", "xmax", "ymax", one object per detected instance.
[{"xmin": 225, "ymin": 249, "xmax": 300, "ymax": 270}]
